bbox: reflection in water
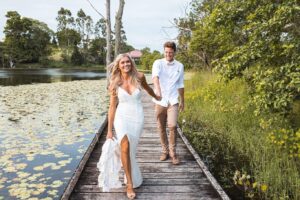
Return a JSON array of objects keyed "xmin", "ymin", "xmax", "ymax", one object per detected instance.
[
  {"xmin": 0, "ymin": 68, "xmax": 106, "ymax": 86},
  {"xmin": 0, "ymin": 80, "xmax": 108, "ymax": 199}
]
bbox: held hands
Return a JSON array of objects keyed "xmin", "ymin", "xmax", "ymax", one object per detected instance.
[
  {"xmin": 155, "ymin": 94, "xmax": 162, "ymax": 101},
  {"xmin": 154, "ymin": 90, "xmax": 162, "ymax": 101}
]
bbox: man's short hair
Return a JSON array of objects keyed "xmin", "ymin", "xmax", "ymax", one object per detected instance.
[{"xmin": 164, "ymin": 41, "xmax": 176, "ymax": 52}]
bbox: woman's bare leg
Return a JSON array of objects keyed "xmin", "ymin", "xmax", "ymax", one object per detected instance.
[{"xmin": 121, "ymin": 135, "xmax": 135, "ymax": 199}]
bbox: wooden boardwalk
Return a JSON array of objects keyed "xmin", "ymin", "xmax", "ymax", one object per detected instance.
[{"xmin": 65, "ymin": 91, "xmax": 230, "ymax": 200}]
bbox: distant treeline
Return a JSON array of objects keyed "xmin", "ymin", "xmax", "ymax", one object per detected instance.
[{"xmin": 0, "ymin": 8, "xmax": 134, "ymax": 67}]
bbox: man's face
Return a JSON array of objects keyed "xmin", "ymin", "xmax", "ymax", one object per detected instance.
[{"xmin": 164, "ymin": 47, "xmax": 175, "ymax": 62}]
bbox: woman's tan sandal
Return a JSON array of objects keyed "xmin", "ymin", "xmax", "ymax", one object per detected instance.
[{"xmin": 126, "ymin": 184, "xmax": 136, "ymax": 199}]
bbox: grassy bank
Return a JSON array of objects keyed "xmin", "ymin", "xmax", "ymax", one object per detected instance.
[
  {"xmin": 179, "ymin": 71, "xmax": 299, "ymax": 199},
  {"xmin": 13, "ymin": 61, "xmax": 105, "ymax": 69}
]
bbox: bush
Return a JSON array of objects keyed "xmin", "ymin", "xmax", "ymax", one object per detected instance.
[
  {"xmin": 71, "ymin": 46, "xmax": 84, "ymax": 65},
  {"xmin": 180, "ymin": 71, "xmax": 299, "ymax": 199}
]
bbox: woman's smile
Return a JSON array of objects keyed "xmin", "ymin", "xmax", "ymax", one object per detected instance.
[{"xmin": 119, "ymin": 57, "xmax": 132, "ymax": 73}]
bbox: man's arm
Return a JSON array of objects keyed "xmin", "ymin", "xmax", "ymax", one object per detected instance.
[
  {"xmin": 178, "ymin": 88, "xmax": 184, "ymax": 112},
  {"xmin": 178, "ymin": 64, "xmax": 184, "ymax": 112}
]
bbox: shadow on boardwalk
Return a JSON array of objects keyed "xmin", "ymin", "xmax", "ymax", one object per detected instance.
[{"xmin": 66, "ymin": 90, "xmax": 230, "ymax": 200}]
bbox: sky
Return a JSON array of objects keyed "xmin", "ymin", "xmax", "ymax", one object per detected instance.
[{"xmin": 0, "ymin": 0, "xmax": 191, "ymax": 52}]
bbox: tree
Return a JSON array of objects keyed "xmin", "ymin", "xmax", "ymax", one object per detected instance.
[
  {"xmin": 3, "ymin": 11, "xmax": 52, "ymax": 65},
  {"xmin": 71, "ymin": 45, "xmax": 84, "ymax": 65},
  {"xmin": 56, "ymin": 28, "xmax": 81, "ymax": 62},
  {"xmin": 140, "ymin": 48, "xmax": 162, "ymax": 70},
  {"xmin": 88, "ymin": 37, "xmax": 106, "ymax": 64},
  {"xmin": 174, "ymin": 0, "xmax": 218, "ymax": 69},
  {"xmin": 76, "ymin": 9, "xmax": 93, "ymax": 49},
  {"xmin": 56, "ymin": 8, "xmax": 75, "ymax": 59},
  {"xmin": 105, "ymin": 0, "xmax": 113, "ymax": 64},
  {"xmin": 178, "ymin": 0, "xmax": 300, "ymax": 115},
  {"xmin": 0, "ymin": 41, "xmax": 6, "ymax": 67},
  {"xmin": 76, "ymin": 9, "xmax": 94, "ymax": 63},
  {"xmin": 114, "ymin": 0, "xmax": 125, "ymax": 57},
  {"xmin": 56, "ymin": 7, "xmax": 74, "ymax": 31},
  {"xmin": 119, "ymin": 42, "xmax": 134, "ymax": 53},
  {"xmin": 95, "ymin": 18, "xmax": 106, "ymax": 38}
]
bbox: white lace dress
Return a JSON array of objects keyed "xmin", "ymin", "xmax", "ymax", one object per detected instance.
[{"xmin": 114, "ymin": 87, "xmax": 144, "ymax": 188}]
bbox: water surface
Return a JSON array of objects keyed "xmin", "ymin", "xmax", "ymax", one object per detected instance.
[
  {"xmin": 0, "ymin": 68, "xmax": 106, "ymax": 86},
  {"xmin": 0, "ymin": 80, "xmax": 108, "ymax": 199}
]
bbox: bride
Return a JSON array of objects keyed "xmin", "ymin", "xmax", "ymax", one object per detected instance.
[{"xmin": 106, "ymin": 53, "xmax": 160, "ymax": 199}]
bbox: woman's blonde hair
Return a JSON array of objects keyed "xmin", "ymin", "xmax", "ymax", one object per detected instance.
[{"xmin": 108, "ymin": 53, "xmax": 141, "ymax": 94}]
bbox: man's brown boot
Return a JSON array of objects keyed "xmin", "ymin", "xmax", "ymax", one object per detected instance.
[
  {"xmin": 170, "ymin": 154, "xmax": 180, "ymax": 165},
  {"xmin": 158, "ymin": 124, "xmax": 169, "ymax": 161},
  {"xmin": 160, "ymin": 152, "xmax": 169, "ymax": 161}
]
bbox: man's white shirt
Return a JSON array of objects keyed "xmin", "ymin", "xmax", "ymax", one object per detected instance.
[{"xmin": 152, "ymin": 58, "xmax": 184, "ymax": 107}]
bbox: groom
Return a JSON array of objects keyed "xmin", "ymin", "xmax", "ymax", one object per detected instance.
[{"xmin": 152, "ymin": 41, "xmax": 184, "ymax": 165}]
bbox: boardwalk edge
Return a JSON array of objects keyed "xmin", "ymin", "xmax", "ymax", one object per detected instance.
[
  {"xmin": 177, "ymin": 126, "xmax": 231, "ymax": 200},
  {"xmin": 61, "ymin": 116, "xmax": 108, "ymax": 200}
]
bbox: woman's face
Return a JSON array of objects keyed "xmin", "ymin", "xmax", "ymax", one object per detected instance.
[{"xmin": 118, "ymin": 56, "xmax": 132, "ymax": 73}]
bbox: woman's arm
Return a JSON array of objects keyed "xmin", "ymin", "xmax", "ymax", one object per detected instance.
[
  {"xmin": 139, "ymin": 73, "xmax": 161, "ymax": 100},
  {"xmin": 153, "ymin": 76, "xmax": 162, "ymax": 98},
  {"xmin": 107, "ymin": 90, "xmax": 118, "ymax": 139}
]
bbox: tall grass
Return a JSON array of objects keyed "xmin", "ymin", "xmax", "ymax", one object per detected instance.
[{"xmin": 180, "ymin": 71, "xmax": 299, "ymax": 199}]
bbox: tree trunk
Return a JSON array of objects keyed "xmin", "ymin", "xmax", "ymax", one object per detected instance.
[
  {"xmin": 105, "ymin": 0, "xmax": 113, "ymax": 89},
  {"xmin": 114, "ymin": 0, "xmax": 125, "ymax": 58},
  {"xmin": 105, "ymin": 0, "xmax": 112, "ymax": 65}
]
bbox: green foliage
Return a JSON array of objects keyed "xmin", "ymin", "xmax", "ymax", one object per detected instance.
[
  {"xmin": 87, "ymin": 38, "xmax": 106, "ymax": 65},
  {"xmin": 76, "ymin": 8, "xmax": 93, "ymax": 62},
  {"xmin": 140, "ymin": 48, "xmax": 162, "ymax": 70},
  {"xmin": 180, "ymin": 72, "xmax": 299, "ymax": 199},
  {"xmin": 1, "ymin": 7, "xmax": 135, "ymax": 67},
  {"xmin": 95, "ymin": 18, "xmax": 106, "ymax": 38},
  {"xmin": 71, "ymin": 45, "xmax": 84, "ymax": 65},
  {"xmin": 3, "ymin": 11, "xmax": 52, "ymax": 65},
  {"xmin": 251, "ymin": 63, "xmax": 300, "ymax": 115},
  {"xmin": 177, "ymin": 0, "xmax": 300, "ymax": 116},
  {"xmin": 56, "ymin": 7, "xmax": 74, "ymax": 31},
  {"xmin": 119, "ymin": 42, "xmax": 134, "ymax": 54},
  {"xmin": 0, "ymin": 41, "xmax": 6, "ymax": 67},
  {"xmin": 56, "ymin": 29, "xmax": 81, "ymax": 52}
]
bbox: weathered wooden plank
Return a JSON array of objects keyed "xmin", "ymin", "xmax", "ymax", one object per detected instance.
[
  {"xmin": 93, "ymin": 144, "xmax": 190, "ymax": 150},
  {"xmin": 87, "ymin": 156, "xmax": 196, "ymax": 163},
  {"xmin": 85, "ymin": 160, "xmax": 199, "ymax": 167},
  {"xmin": 80, "ymin": 172, "xmax": 206, "ymax": 179},
  {"xmin": 83, "ymin": 166, "xmax": 202, "ymax": 173},
  {"xmin": 70, "ymin": 192, "xmax": 220, "ymax": 200},
  {"xmin": 77, "ymin": 177, "xmax": 210, "ymax": 185},
  {"xmin": 89, "ymin": 149, "xmax": 191, "ymax": 155},
  {"xmin": 74, "ymin": 184, "xmax": 217, "ymax": 194}
]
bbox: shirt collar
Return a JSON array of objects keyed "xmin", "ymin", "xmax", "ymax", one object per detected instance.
[{"xmin": 164, "ymin": 58, "xmax": 175, "ymax": 66}]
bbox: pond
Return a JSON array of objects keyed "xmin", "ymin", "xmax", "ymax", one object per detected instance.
[
  {"xmin": 0, "ymin": 68, "xmax": 106, "ymax": 86},
  {"xmin": 0, "ymin": 69, "xmax": 108, "ymax": 199}
]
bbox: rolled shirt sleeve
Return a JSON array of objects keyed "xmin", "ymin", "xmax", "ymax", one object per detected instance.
[
  {"xmin": 177, "ymin": 64, "xmax": 184, "ymax": 89},
  {"xmin": 152, "ymin": 60, "xmax": 160, "ymax": 79}
]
